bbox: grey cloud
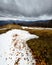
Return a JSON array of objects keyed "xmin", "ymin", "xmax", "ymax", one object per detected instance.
[{"xmin": 0, "ymin": 0, "xmax": 52, "ymax": 18}]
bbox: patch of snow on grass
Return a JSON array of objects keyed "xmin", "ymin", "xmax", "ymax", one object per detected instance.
[
  {"xmin": 0, "ymin": 29, "xmax": 39, "ymax": 65},
  {"xmin": 22, "ymin": 26, "xmax": 52, "ymax": 30}
]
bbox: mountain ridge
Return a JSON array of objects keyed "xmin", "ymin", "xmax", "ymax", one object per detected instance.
[{"xmin": 0, "ymin": 20, "xmax": 52, "ymax": 27}]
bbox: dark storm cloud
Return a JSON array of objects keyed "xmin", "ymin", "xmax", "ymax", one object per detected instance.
[{"xmin": 0, "ymin": 0, "xmax": 52, "ymax": 18}]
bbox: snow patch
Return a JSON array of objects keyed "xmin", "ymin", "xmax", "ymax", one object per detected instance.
[
  {"xmin": 22, "ymin": 26, "xmax": 52, "ymax": 30},
  {"xmin": 0, "ymin": 29, "xmax": 39, "ymax": 65}
]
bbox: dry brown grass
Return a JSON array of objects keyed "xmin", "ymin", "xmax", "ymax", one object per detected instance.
[
  {"xmin": 0, "ymin": 24, "xmax": 22, "ymax": 34},
  {"xmin": 0, "ymin": 24, "xmax": 52, "ymax": 65},
  {"xmin": 26, "ymin": 28, "xmax": 52, "ymax": 65}
]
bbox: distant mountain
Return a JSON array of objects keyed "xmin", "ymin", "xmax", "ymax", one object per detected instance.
[{"xmin": 0, "ymin": 20, "xmax": 52, "ymax": 27}]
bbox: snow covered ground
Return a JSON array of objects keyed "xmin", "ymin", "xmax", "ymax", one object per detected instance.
[
  {"xmin": 0, "ymin": 29, "xmax": 39, "ymax": 65},
  {"xmin": 0, "ymin": 26, "xmax": 52, "ymax": 31},
  {"xmin": 22, "ymin": 26, "xmax": 52, "ymax": 30}
]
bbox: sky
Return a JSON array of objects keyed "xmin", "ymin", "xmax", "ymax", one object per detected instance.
[{"xmin": 0, "ymin": 0, "xmax": 52, "ymax": 21}]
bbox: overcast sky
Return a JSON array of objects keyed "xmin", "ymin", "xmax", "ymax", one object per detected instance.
[{"xmin": 0, "ymin": 0, "xmax": 52, "ymax": 20}]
